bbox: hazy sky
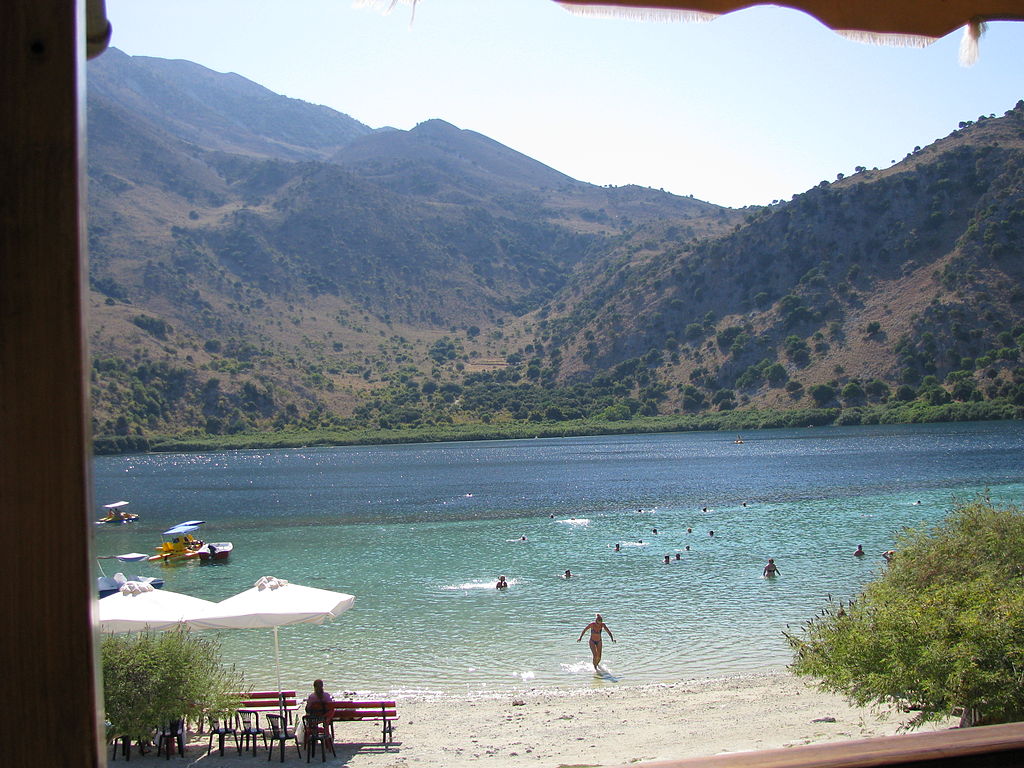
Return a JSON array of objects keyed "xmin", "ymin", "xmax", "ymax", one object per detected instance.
[{"xmin": 103, "ymin": 0, "xmax": 1024, "ymax": 208}]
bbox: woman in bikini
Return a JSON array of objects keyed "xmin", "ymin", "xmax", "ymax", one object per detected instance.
[{"xmin": 577, "ymin": 613, "xmax": 615, "ymax": 669}]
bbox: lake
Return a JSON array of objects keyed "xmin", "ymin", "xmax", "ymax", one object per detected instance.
[{"xmin": 92, "ymin": 420, "xmax": 1024, "ymax": 696}]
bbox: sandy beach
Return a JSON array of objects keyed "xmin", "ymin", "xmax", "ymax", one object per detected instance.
[{"xmin": 143, "ymin": 672, "xmax": 956, "ymax": 767}]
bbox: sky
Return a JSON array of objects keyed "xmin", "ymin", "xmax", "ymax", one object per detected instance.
[{"xmin": 103, "ymin": 0, "xmax": 1024, "ymax": 208}]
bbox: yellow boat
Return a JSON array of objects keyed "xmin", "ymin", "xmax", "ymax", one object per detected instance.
[
  {"xmin": 97, "ymin": 500, "xmax": 138, "ymax": 524},
  {"xmin": 148, "ymin": 521, "xmax": 206, "ymax": 562}
]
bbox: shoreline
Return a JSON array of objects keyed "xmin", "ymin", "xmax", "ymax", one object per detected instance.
[
  {"xmin": 169, "ymin": 671, "xmax": 958, "ymax": 767},
  {"xmin": 94, "ymin": 404, "xmax": 1022, "ymax": 455},
  {"xmin": 354, "ymin": 668, "xmax": 792, "ymax": 704}
]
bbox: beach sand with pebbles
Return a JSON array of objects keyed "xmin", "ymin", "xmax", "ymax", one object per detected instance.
[{"xmin": 139, "ymin": 672, "xmax": 956, "ymax": 768}]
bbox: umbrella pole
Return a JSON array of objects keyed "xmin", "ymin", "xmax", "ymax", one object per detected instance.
[{"xmin": 274, "ymin": 626, "xmax": 284, "ymax": 719}]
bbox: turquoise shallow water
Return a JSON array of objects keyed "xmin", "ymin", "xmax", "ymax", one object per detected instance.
[{"xmin": 92, "ymin": 421, "xmax": 1024, "ymax": 696}]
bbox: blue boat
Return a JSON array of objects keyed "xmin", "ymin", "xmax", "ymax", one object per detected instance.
[{"xmin": 96, "ymin": 552, "xmax": 164, "ymax": 597}]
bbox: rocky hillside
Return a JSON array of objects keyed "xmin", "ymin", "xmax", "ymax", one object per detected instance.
[
  {"xmin": 84, "ymin": 49, "xmax": 1024, "ymax": 442},
  {"xmin": 530, "ymin": 106, "xmax": 1024, "ymax": 415},
  {"xmin": 86, "ymin": 50, "xmax": 736, "ymax": 438}
]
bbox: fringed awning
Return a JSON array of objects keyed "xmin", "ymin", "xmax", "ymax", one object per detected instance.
[
  {"xmin": 555, "ymin": 1, "xmax": 1024, "ymax": 63},
  {"xmin": 554, "ymin": 1, "xmax": 1024, "ymax": 38}
]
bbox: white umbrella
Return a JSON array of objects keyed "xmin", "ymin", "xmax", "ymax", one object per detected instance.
[
  {"xmin": 190, "ymin": 576, "xmax": 355, "ymax": 697},
  {"xmin": 98, "ymin": 583, "xmax": 219, "ymax": 633}
]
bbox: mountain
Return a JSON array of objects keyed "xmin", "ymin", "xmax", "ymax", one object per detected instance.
[
  {"xmin": 89, "ymin": 47, "xmax": 374, "ymax": 161},
  {"xmin": 84, "ymin": 50, "xmax": 1024, "ymax": 444},
  {"xmin": 535, "ymin": 107, "xmax": 1024, "ymax": 413}
]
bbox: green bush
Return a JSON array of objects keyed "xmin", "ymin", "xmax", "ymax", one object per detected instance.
[
  {"xmin": 102, "ymin": 629, "xmax": 245, "ymax": 742},
  {"xmin": 787, "ymin": 499, "xmax": 1024, "ymax": 728}
]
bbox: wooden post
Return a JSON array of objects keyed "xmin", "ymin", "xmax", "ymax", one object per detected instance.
[{"xmin": 0, "ymin": 1, "xmax": 102, "ymax": 765}]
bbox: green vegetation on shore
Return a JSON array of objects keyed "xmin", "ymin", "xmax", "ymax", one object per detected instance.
[
  {"xmin": 102, "ymin": 629, "xmax": 244, "ymax": 744},
  {"xmin": 94, "ymin": 398, "xmax": 1023, "ymax": 455},
  {"xmin": 788, "ymin": 498, "xmax": 1024, "ymax": 728}
]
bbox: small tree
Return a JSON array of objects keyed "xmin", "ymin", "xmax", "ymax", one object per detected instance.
[
  {"xmin": 787, "ymin": 499, "xmax": 1024, "ymax": 728},
  {"xmin": 102, "ymin": 629, "xmax": 245, "ymax": 743},
  {"xmin": 808, "ymin": 383, "xmax": 835, "ymax": 407},
  {"xmin": 840, "ymin": 381, "xmax": 866, "ymax": 406}
]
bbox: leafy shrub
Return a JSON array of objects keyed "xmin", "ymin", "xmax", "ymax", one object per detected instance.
[
  {"xmin": 788, "ymin": 499, "xmax": 1024, "ymax": 728},
  {"xmin": 809, "ymin": 383, "xmax": 835, "ymax": 407},
  {"xmin": 132, "ymin": 314, "xmax": 171, "ymax": 340},
  {"xmin": 102, "ymin": 629, "xmax": 245, "ymax": 743}
]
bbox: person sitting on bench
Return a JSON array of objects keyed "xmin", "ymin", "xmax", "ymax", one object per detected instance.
[{"xmin": 305, "ymin": 679, "xmax": 333, "ymax": 719}]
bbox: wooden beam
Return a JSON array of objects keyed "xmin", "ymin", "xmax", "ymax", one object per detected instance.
[
  {"xmin": 0, "ymin": 1, "xmax": 102, "ymax": 765},
  {"xmin": 0, "ymin": 4, "xmax": 1022, "ymax": 768},
  {"xmin": 615, "ymin": 721, "xmax": 1024, "ymax": 768}
]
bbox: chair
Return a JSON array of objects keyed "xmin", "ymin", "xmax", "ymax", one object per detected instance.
[
  {"xmin": 301, "ymin": 714, "xmax": 335, "ymax": 763},
  {"xmin": 109, "ymin": 735, "xmax": 131, "ymax": 761},
  {"xmin": 110, "ymin": 734, "xmax": 153, "ymax": 761},
  {"xmin": 206, "ymin": 715, "xmax": 241, "ymax": 757},
  {"xmin": 156, "ymin": 719, "xmax": 185, "ymax": 759},
  {"xmin": 265, "ymin": 713, "xmax": 301, "ymax": 762},
  {"xmin": 237, "ymin": 709, "xmax": 266, "ymax": 755}
]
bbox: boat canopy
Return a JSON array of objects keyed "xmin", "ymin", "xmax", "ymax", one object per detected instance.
[
  {"xmin": 162, "ymin": 523, "xmax": 203, "ymax": 536},
  {"xmin": 103, "ymin": 501, "xmax": 130, "ymax": 509}
]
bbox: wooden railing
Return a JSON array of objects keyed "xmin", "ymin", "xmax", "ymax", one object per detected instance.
[{"xmin": 616, "ymin": 722, "xmax": 1024, "ymax": 768}]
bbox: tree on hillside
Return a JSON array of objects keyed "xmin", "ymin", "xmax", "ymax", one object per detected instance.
[
  {"xmin": 809, "ymin": 383, "xmax": 835, "ymax": 407},
  {"xmin": 787, "ymin": 499, "xmax": 1024, "ymax": 728}
]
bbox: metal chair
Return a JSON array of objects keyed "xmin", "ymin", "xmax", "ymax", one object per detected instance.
[
  {"xmin": 237, "ymin": 710, "xmax": 266, "ymax": 755},
  {"xmin": 265, "ymin": 713, "xmax": 302, "ymax": 762},
  {"xmin": 301, "ymin": 715, "xmax": 335, "ymax": 763},
  {"xmin": 207, "ymin": 715, "xmax": 241, "ymax": 757}
]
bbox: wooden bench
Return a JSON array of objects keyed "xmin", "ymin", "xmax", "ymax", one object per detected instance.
[
  {"xmin": 328, "ymin": 700, "xmax": 399, "ymax": 745},
  {"xmin": 235, "ymin": 691, "xmax": 299, "ymax": 724}
]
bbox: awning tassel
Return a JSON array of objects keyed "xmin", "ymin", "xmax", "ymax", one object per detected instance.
[
  {"xmin": 959, "ymin": 18, "xmax": 986, "ymax": 67},
  {"xmin": 355, "ymin": 0, "xmax": 419, "ymax": 23}
]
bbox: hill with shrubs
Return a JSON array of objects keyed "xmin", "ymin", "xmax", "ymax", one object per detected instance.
[{"xmin": 85, "ymin": 50, "xmax": 1024, "ymax": 452}]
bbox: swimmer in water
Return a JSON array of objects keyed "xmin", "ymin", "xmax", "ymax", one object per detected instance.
[
  {"xmin": 854, "ymin": 544, "xmax": 865, "ymax": 557},
  {"xmin": 663, "ymin": 554, "xmax": 670, "ymax": 564},
  {"xmin": 614, "ymin": 543, "xmax": 621, "ymax": 552},
  {"xmin": 687, "ymin": 528, "xmax": 692, "ymax": 533},
  {"xmin": 675, "ymin": 553, "xmax": 681, "ymax": 560},
  {"xmin": 709, "ymin": 530, "xmax": 715, "ymax": 537},
  {"xmin": 496, "ymin": 575, "xmax": 508, "ymax": 589},
  {"xmin": 763, "ymin": 558, "xmax": 780, "ymax": 577},
  {"xmin": 652, "ymin": 528, "xmax": 658, "ymax": 534},
  {"xmin": 520, "ymin": 535, "xmax": 528, "ymax": 542},
  {"xmin": 577, "ymin": 612, "xmax": 615, "ymax": 669},
  {"xmin": 563, "ymin": 569, "xmax": 572, "ymax": 579}
]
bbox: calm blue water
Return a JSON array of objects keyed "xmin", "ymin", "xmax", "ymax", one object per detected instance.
[{"xmin": 92, "ymin": 421, "xmax": 1024, "ymax": 696}]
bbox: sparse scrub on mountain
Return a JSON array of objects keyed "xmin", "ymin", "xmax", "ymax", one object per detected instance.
[{"xmin": 84, "ymin": 53, "xmax": 1024, "ymax": 450}]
